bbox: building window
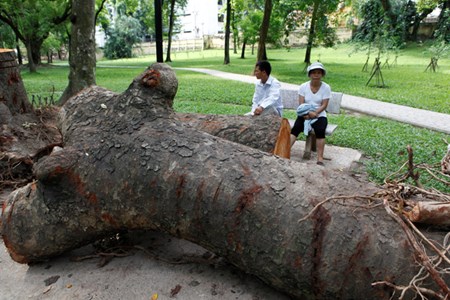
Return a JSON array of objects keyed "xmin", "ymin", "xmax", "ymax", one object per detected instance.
[
  {"xmin": 218, "ymin": 14, "xmax": 224, "ymax": 23},
  {"xmin": 218, "ymin": 0, "xmax": 223, "ymax": 5}
]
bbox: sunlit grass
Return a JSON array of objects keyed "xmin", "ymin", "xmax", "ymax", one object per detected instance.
[{"xmin": 20, "ymin": 43, "xmax": 450, "ymax": 192}]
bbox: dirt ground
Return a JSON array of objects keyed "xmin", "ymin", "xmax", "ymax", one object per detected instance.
[{"xmin": 1, "ymin": 230, "xmax": 291, "ymax": 300}]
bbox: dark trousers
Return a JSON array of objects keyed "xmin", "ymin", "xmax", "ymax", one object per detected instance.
[{"xmin": 290, "ymin": 116, "xmax": 328, "ymax": 139}]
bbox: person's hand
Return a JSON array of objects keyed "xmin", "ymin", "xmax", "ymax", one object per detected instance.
[
  {"xmin": 254, "ymin": 106, "xmax": 264, "ymax": 115},
  {"xmin": 308, "ymin": 111, "xmax": 318, "ymax": 119}
]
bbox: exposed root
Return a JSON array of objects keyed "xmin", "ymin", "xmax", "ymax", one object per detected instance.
[
  {"xmin": 297, "ymin": 144, "xmax": 450, "ymax": 299},
  {"xmin": 69, "ymin": 232, "xmax": 226, "ymax": 268}
]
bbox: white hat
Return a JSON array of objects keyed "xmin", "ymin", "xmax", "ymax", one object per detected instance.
[{"xmin": 307, "ymin": 62, "xmax": 326, "ymax": 76}]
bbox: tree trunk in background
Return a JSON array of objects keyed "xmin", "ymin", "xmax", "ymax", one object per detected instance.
[
  {"xmin": 304, "ymin": 0, "xmax": 320, "ymax": 64},
  {"xmin": 2, "ymin": 63, "xmax": 449, "ymax": 299},
  {"xmin": 380, "ymin": 0, "xmax": 397, "ymax": 27},
  {"xmin": 154, "ymin": 0, "xmax": 164, "ymax": 63},
  {"xmin": 59, "ymin": 0, "xmax": 96, "ymax": 105},
  {"xmin": 224, "ymin": 0, "xmax": 231, "ymax": 64},
  {"xmin": 24, "ymin": 42, "xmax": 37, "ymax": 73},
  {"xmin": 240, "ymin": 38, "xmax": 247, "ymax": 59},
  {"xmin": 232, "ymin": 8, "xmax": 238, "ymax": 54},
  {"xmin": 257, "ymin": 0, "xmax": 272, "ymax": 62},
  {"xmin": 165, "ymin": 0, "xmax": 176, "ymax": 63},
  {"xmin": 410, "ymin": 8, "xmax": 434, "ymax": 41}
]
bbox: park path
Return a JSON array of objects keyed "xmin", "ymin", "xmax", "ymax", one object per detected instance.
[{"xmin": 175, "ymin": 67, "xmax": 450, "ymax": 135}]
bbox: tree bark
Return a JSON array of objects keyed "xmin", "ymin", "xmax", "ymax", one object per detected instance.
[
  {"xmin": 2, "ymin": 63, "xmax": 449, "ymax": 299},
  {"xmin": 257, "ymin": 0, "xmax": 272, "ymax": 62},
  {"xmin": 0, "ymin": 49, "xmax": 62, "ymax": 191},
  {"xmin": 304, "ymin": 0, "xmax": 320, "ymax": 64},
  {"xmin": 165, "ymin": 0, "xmax": 176, "ymax": 63},
  {"xmin": 154, "ymin": 0, "xmax": 164, "ymax": 63},
  {"xmin": 59, "ymin": 0, "xmax": 96, "ymax": 105},
  {"xmin": 176, "ymin": 113, "xmax": 291, "ymax": 158},
  {"xmin": 240, "ymin": 38, "xmax": 247, "ymax": 59},
  {"xmin": 0, "ymin": 49, "xmax": 33, "ymax": 114},
  {"xmin": 224, "ymin": 0, "xmax": 231, "ymax": 65}
]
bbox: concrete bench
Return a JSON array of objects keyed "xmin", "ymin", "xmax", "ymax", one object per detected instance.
[{"xmin": 281, "ymin": 89, "xmax": 343, "ymax": 159}]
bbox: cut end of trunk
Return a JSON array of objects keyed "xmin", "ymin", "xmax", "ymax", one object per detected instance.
[{"xmin": 273, "ymin": 118, "xmax": 291, "ymax": 159}]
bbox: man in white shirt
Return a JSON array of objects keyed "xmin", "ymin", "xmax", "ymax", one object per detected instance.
[{"xmin": 246, "ymin": 61, "xmax": 283, "ymax": 116}]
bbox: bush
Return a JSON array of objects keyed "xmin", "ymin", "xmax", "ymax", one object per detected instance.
[{"xmin": 103, "ymin": 15, "xmax": 142, "ymax": 59}]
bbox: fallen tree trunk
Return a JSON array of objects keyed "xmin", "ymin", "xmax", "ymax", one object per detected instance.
[
  {"xmin": 176, "ymin": 113, "xmax": 291, "ymax": 158},
  {"xmin": 406, "ymin": 201, "xmax": 450, "ymax": 225},
  {"xmin": 2, "ymin": 64, "xmax": 449, "ymax": 299}
]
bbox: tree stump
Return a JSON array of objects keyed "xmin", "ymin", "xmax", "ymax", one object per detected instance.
[
  {"xmin": 2, "ymin": 63, "xmax": 449, "ymax": 299},
  {"xmin": 0, "ymin": 49, "xmax": 32, "ymax": 115},
  {"xmin": 0, "ymin": 49, "xmax": 62, "ymax": 192}
]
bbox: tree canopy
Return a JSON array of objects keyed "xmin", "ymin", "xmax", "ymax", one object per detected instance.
[{"xmin": 0, "ymin": 0, "xmax": 71, "ymax": 72}]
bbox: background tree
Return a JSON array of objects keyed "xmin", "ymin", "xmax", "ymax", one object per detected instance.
[
  {"xmin": 231, "ymin": 1, "xmax": 239, "ymax": 54},
  {"xmin": 102, "ymin": 0, "xmax": 143, "ymax": 59},
  {"xmin": 165, "ymin": 0, "xmax": 177, "ymax": 62},
  {"xmin": 435, "ymin": 0, "xmax": 449, "ymax": 42},
  {"xmin": 59, "ymin": 0, "xmax": 97, "ymax": 104},
  {"xmin": 273, "ymin": 0, "xmax": 340, "ymax": 64},
  {"xmin": 0, "ymin": 22, "xmax": 15, "ymax": 49},
  {"xmin": 155, "ymin": 0, "xmax": 163, "ymax": 62},
  {"xmin": 425, "ymin": 6, "xmax": 449, "ymax": 71},
  {"xmin": 0, "ymin": 21, "xmax": 22, "ymax": 63},
  {"xmin": 256, "ymin": 0, "xmax": 273, "ymax": 61},
  {"xmin": 239, "ymin": 11, "xmax": 262, "ymax": 58},
  {"xmin": 301, "ymin": 0, "xmax": 340, "ymax": 64},
  {"xmin": 352, "ymin": 0, "xmax": 397, "ymax": 87},
  {"xmin": 408, "ymin": 0, "xmax": 450, "ymax": 41},
  {"xmin": 408, "ymin": 0, "xmax": 435, "ymax": 40},
  {"xmin": 234, "ymin": 0, "xmax": 262, "ymax": 58},
  {"xmin": 224, "ymin": 0, "xmax": 232, "ymax": 64},
  {"xmin": 165, "ymin": 0, "xmax": 187, "ymax": 62},
  {"xmin": 103, "ymin": 15, "xmax": 142, "ymax": 59},
  {"xmin": 0, "ymin": 0, "xmax": 71, "ymax": 72}
]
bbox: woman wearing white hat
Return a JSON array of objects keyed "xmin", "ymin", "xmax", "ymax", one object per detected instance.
[{"xmin": 290, "ymin": 62, "xmax": 331, "ymax": 165}]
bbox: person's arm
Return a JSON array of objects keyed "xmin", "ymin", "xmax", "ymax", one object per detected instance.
[
  {"xmin": 255, "ymin": 80, "xmax": 281, "ymax": 114},
  {"xmin": 250, "ymin": 84, "xmax": 260, "ymax": 114},
  {"xmin": 298, "ymin": 95, "xmax": 305, "ymax": 105},
  {"xmin": 308, "ymin": 99, "xmax": 329, "ymax": 119}
]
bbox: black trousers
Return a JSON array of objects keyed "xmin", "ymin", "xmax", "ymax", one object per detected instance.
[{"xmin": 290, "ymin": 116, "xmax": 328, "ymax": 139}]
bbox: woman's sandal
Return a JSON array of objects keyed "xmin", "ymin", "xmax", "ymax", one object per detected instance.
[{"xmin": 317, "ymin": 161, "xmax": 324, "ymax": 166}]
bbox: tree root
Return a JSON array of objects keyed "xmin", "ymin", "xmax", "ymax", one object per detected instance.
[{"xmin": 298, "ymin": 144, "xmax": 450, "ymax": 299}]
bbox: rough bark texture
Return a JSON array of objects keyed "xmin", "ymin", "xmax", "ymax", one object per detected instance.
[
  {"xmin": 59, "ymin": 0, "xmax": 96, "ymax": 105},
  {"xmin": 1, "ymin": 63, "xmax": 449, "ymax": 299},
  {"xmin": 0, "ymin": 49, "xmax": 32, "ymax": 114},
  {"xmin": 0, "ymin": 49, "xmax": 62, "ymax": 190},
  {"xmin": 176, "ymin": 113, "xmax": 290, "ymax": 158}
]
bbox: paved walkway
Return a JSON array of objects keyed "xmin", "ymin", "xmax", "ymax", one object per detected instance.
[{"xmin": 176, "ymin": 68, "xmax": 450, "ymax": 135}]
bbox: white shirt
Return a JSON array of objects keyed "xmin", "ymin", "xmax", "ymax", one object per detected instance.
[
  {"xmin": 298, "ymin": 81, "xmax": 331, "ymax": 118},
  {"xmin": 251, "ymin": 76, "xmax": 283, "ymax": 116}
]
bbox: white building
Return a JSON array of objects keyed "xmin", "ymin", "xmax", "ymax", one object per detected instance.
[
  {"xmin": 95, "ymin": 0, "xmax": 224, "ymax": 48},
  {"xmin": 175, "ymin": 0, "xmax": 224, "ymax": 40}
]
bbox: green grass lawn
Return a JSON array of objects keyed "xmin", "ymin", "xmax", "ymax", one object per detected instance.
[{"xmin": 21, "ymin": 43, "xmax": 450, "ymax": 192}]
